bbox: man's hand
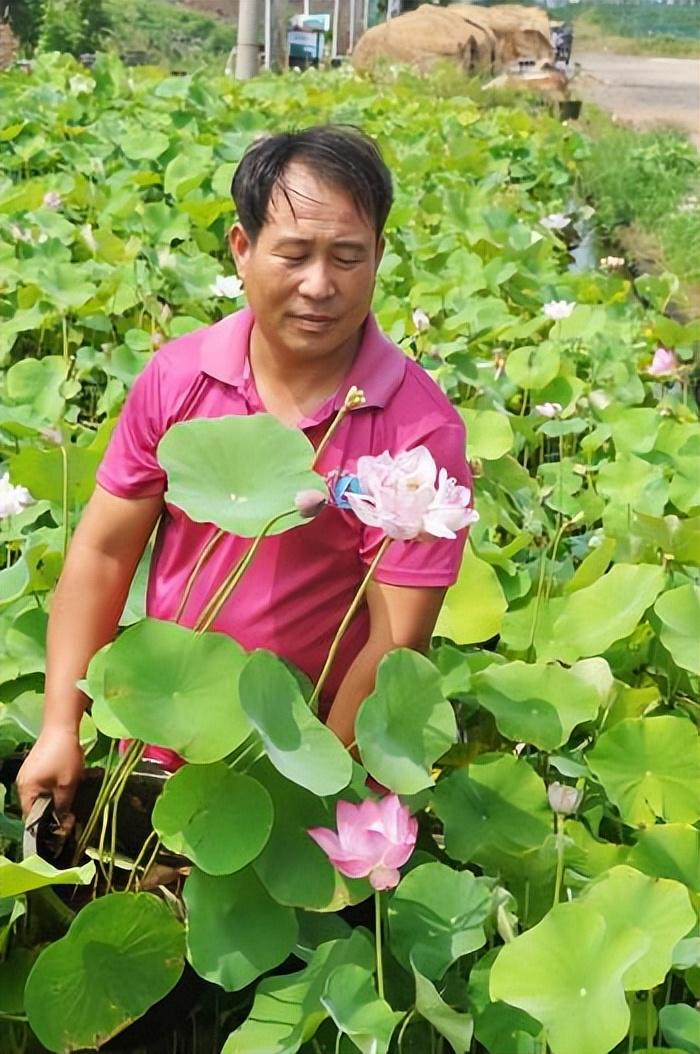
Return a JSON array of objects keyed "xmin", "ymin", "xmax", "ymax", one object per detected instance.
[{"xmin": 17, "ymin": 727, "xmax": 84, "ymax": 819}]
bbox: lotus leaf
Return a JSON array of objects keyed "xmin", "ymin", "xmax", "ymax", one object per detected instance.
[
  {"xmin": 89, "ymin": 618, "xmax": 251, "ymax": 762},
  {"xmin": 158, "ymin": 414, "xmax": 327, "ymax": 536},
  {"xmin": 472, "ymin": 660, "xmax": 600, "ymax": 750},
  {"xmin": 627, "ymin": 823, "xmax": 700, "ymax": 891},
  {"xmin": 587, "ymin": 716, "xmax": 700, "ymax": 826},
  {"xmin": 222, "ymin": 931, "xmax": 374, "ymax": 1053},
  {"xmin": 490, "ymin": 901, "xmax": 650, "ymax": 1054},
  {"xmin": 0, "ymin": 854, "xmax": 94, "ymax": 898},
  {"xmin": 151, "ymin": 762, "xmax": 273, "ymax": 874},
  {"xmin": 355, "ymin": 649, "xmax": 456, "ymax": 794},
  {"xmin": 435, "ymin": 543, "xmax": 508, "ymax": 645},
  {"xmin": 412, "ymin": 963, "xmax": 474, "ymax": 1053},
  {"xmin": 653, "ymin": 583, "xmax": 700, "ymax": 675},
  {"xmin": 24, "ymin": 892, "xmax": 185, "ymax": 1053},
  {"xmin": 388, "ymin": 862, "xmax": 491, "ymax": 979},
  {"xmin": 659, "ymin": 1005, "xmax": 700, "ymax": 1054},
  {"xmin": 432, "ymin": 753, "xmax": 551, "ymax": 868},
  {"xmin": 321, "ymin": 964, "xmax": 402, "ymax": 1054},
  {"xmin": 239, "ymin": 650, "xmax": 352, "ymax": 796},
  {"xmin": 183, "ymin": 865, "xmax": 298, "ymax": 991}
]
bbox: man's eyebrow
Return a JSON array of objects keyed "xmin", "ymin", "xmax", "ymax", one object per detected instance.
[{"xmin": 271, "ymin": 236, "xmax": 369, "ymax": 253}]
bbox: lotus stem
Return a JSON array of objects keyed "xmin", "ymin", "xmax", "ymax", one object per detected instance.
[
  {"xmin": 136, "ymin": 836, "xmax": 162, "ymax": 891},
  {"xmin": 374, "ymin": 889, "xmax": 385, "ymax": 1000},
  {"xmin": 125, "ymin": 829, "xmax": 159, "ymax": 893},
  {"xmin": 308, "ymin": 536, "xmax": 391, "ymax": 714},
  {"xmin": 74, "ymin": 740, "xmax": 145, "ymax": 863},
  {"xmin": 194, "ymin": 509, "xmax": 297, "ymax": 633},
  {"xmin": 312, "ymin": 385, "xmax": 366, "ymax": 468},
  {"xmin": 174, "ymin": 527, "xmax": 226, "ymax": 623},
  {"xmin": 552, "ymin": 813, "xmax": 565, "ymax": 908}
]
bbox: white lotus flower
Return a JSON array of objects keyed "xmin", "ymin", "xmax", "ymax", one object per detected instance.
[
  {"xmin": 42, "ymin": 191, "xmax": 62, "ymax": 210},
  {"xmin": 548, "ymin": 782, "xmax": 583, "ymax": 816},
  {"xmin": 543, "ymin": 300, "xmax": 575, "ymax": 321},
  {"xmin": 535, "ymin": 402, "xmax": 562, "ymax": 419},
  {"xmin": 69, "ymin": 74, "xmax": 94, "ymax": 96},
  {"xmin": 599, "ymin": 256, "xmax": 625, "ymax": 270},
  {"xmin": 540, "ymin": 213, "xmax": 570, "ymax": 231},
  {"xmin": 211, "ymin": 275, "xmax": 243, "ymax": 299},
  {"xmin": 0, "ymin": 473, "xmax": 35, "ymax": 518},
  {"xmin": 412, "ymin": 308, "xmax": 430, "ymax": 333}
]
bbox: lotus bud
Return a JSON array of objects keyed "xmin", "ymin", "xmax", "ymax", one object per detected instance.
[
  {"xmin": 412, "ymin": 307, "xmax": 430, "ymax": 332},
  {"xmin": 294, "ymin": 489, "xmax": 327, "ymax": 519},
  {"xmin": 548, "ymin": 781, "xmax": 583, "ymax": 816},
  {"xmin": 344, "ymin": 386, "xmax": 366, "ymax": 411}
]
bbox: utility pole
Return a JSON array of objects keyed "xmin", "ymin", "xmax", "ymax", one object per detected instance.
[
  {"xmin": 349, "ymin": 0, "xmax": 356, "ymax": 51},
  {"xmin": 362, "ymin": 0, "xmax": 370, "ymax": 35},
  {"xmin": 268, "ymin": 0, "xmax": 287, "ymax": 70},
  {"xmin": 331, "ymin": 0, "xmax": 339, "ymax": 58},
  {"xmin": 234, "ymin": 0, "xmax": 261, "ymax": 80}
]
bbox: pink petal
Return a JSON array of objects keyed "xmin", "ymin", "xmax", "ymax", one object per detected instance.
[{"xmin": 369, "ymin": 866, "xmax": 401, "ymax": 891}]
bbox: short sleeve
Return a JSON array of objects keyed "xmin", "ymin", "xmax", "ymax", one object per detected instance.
[
  {"xmin": 359, "ymin": 420, "xmax": 473, "ymax": 587},
  {"xmin": 96, "ymin": 356, "xmax": 167, "ymax": 499}
]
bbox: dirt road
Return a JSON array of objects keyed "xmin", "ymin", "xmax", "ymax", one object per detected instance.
[{"xmin": 573, "ymin": 51, "xmax": 700, "ymax": 147}]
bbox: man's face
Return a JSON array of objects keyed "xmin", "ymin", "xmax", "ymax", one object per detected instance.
[{"xmin": 229, "ymin": 162, "xmax": 384, "ymax": 363}]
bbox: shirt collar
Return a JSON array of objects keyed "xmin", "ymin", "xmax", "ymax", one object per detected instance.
[{"xmin": 199, "ymin": 306, "xmax": 406, "ymax": 416}]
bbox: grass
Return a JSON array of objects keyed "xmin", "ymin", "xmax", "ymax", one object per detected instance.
[
  {"xmin": 578, "ymin": 107, "xmax": 700, "ymax": 312},
  {"xmin": 549, "ymin": 3, "xmax": 700, "ymax": 58},
  {"xmin": 103, "ymin": 0, "xmax": 233, "ymax": 67}
]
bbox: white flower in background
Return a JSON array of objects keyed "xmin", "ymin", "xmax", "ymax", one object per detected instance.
[
  {"xmin": 69, "ymin": 74, "xmax": 94, "ymax": 96},
  {"xmin": 10, "ymin": 224, "xmax": 33, "ymax": 243},
  {"xmin": 0, "ymin": 473, "xmax": 35, "ymax": 518},
  {"xmin": 548, "ymin": 782, "xmax": 583, "ymax": 816},
  {"xmin": 412, "ymin": 308, "xmax": 430, "ymax": 333},
  {"xmin": 210, "ymin": 274, "xmax": 244, "ymax": 299},
  {"xmin": 158, "ymin": 248, "xmax": 177, "ymax": 270},
  {"xmin": 599, "ymin": 255, "xmax": 625, "ymax": 270},
  {"xmin": 540, "ymin": 213, "xmax": 570, "ymax": 231},
  {"xmin": 42, "ymin": 191, "xmax": 62, "ymax": 210},
  {"xmin": 535, "ymin": 402, "xmax": 562, "ymax": 419},
  {"xmin": 543, "ymin": 300, "xmax": 575, "ymax": 321}
]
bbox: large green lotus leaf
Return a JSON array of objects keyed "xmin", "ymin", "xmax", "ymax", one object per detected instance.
[
  {"xmin": 158, "ymin": 415, "xmax": 327, "ymax": 537},
  {"xmin": 654, "ymin": 584, "xmax": 700, "ymax": 675},
  {"xmin": 472, "ymin": 661, "xmax": 600, "ymax": 750},
  {"xmin": 239, "ymin": 651, "xmax": 352, "ymax": 796},
  {"xmin": 0, "ymin": 854, "xmax": 94, "ymax": 898},
  {"xmin": 116, "ymin": 129, "xmax": 170, "ymax": 160},
  {"xmin": 89, "ymin": 618, "xmax": 251, "ymax": 763},
  {"xmin": 580, "ymin": 865, "xmax": 696, "ymax": 990},
  {"xmin": 506, "ymin": 344, "xmax": 560, "ymax": 390},
  {"xmin": 597, "ymin": 456, "xmax": 668, "ymax": 517},
  {"xmin": 388, "ymin": 862, "xmax": 490, "ymax": 980},
  {"xmin": 151, "ymin": 762, "xmax": 273, "ymax": 875},
  {"xmin": 490, "ymin": 901, "xmax": 650, "ymax": 1054},
  {"xmin": 5, "ymin": 355, "xmax": 66, "ymax": 424},
  {"xmin": 460, "ymin": 408, "xmax": 513, "ymax": 460},
  {"xmin": 605, "ymin": 408, "xmax": 661, "ymax": 456},
  {"xmin": 163, "ymin": 145, "xmax": 214, "ymax": 199},
  {"xmin": 24, "ymin": 892, "xmax": 185, "ymax": 1054},
  {"xmin": 474, "ymin": 1001, "xmax": 541, "ymax": 1054},
  {"xmin": 251, "ymin": 758, "xmax": 371, "ymax": 911},
  {"xmin": 432, "ymin": 754, "xmax": 551, "ymax": 869},
  {"xmin": 321, "ymin": 964, "xmax": 402, "ymax": 1054},
  {"xmin": 435, "ymin": 543, "xmax": 508, "ymax": 645},
  {"xmin": 659, "ymin": 1005, "xmax": 700, "ymax": 1054},
  {"xmin": 587, "ymin": 716, "xmax": 700, "ymax": 826},
  {"xmin": 183, "ymin": 865, "xmax": 298, "ymax": 991},
  {"xmin": 9, "ymin": 442, "xmax": 103, "ymax": 506},
  {"xmin": 627, "ymin": 824, "xmax": 700, "ymax": 891},
  {"xmin": 31, "ymin": 260, "xmax": 98, "ymax": 313},
  {"xmin": 412, "ymin": 963, "xmax": 474, "ymax": 1054},
  {"xmin": 538, "ymin": 563, "xmax": 666, "ymax": 663},
  {"xmin": 355, "ymin": 649, "xmax": 456, "ymax": 794},
  {"xmin": 631, "ymin": 513, "xmax": 700, "ymax": 566},
  {"xmin": 222, "ymin": 931, "xmax": 374, "ymax": 1054}
]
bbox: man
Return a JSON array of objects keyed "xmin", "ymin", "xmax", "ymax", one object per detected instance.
[{"xmin": 17, "ymin": 126, "xmax": 472, "ymax": 818}]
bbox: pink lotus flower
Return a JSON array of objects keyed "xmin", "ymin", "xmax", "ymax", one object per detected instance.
[
  {"xmin": 294, "ymin": 488, "xmax": 327, "ymax": 519},
  {"xmin": 42, "ymin": 191, "xmax": 62, "ymax": 210},
  {"xmin": 309, "ymin": 795, "xmax": 418, "ymax": 891},
  {"xmin": 648, "ymin": 346, "xmax": 678, "ymax": 377},
  {"xmin": 346, "ymin": 447, "xmax": 478, "ymax": 541}
]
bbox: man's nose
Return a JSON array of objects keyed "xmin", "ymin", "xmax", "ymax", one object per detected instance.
[{"xmin": 298, "ymin": 260, "xmax": 336, "ymax": 300}]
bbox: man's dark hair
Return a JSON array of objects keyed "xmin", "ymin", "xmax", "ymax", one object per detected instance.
[{"xmin": 231, "ymin": 126, "xmax": 393, "ymax": 242}]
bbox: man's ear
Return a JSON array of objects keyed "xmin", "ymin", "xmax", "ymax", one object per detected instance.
[{"xmin": 229, "ymin": 222, "xmax": 253, "ymax": 277}]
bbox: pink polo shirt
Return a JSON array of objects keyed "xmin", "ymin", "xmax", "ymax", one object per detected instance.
[{"xmin": 97, "ymin": 308, "xmax": 472, "ymax": 767}]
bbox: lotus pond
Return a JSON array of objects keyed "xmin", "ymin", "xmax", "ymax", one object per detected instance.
[{"xmin": 0, "ymin": 53, "xmax": 699, "ymax": 1054}]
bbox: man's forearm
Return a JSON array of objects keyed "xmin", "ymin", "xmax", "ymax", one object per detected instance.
[
  {"xmin": 324, "ymin": 641, "xmax": 386, "ymax": 748},
  {"xmin": 43, "ymin": 542, "xmax": 137, "ymax": 732}
]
